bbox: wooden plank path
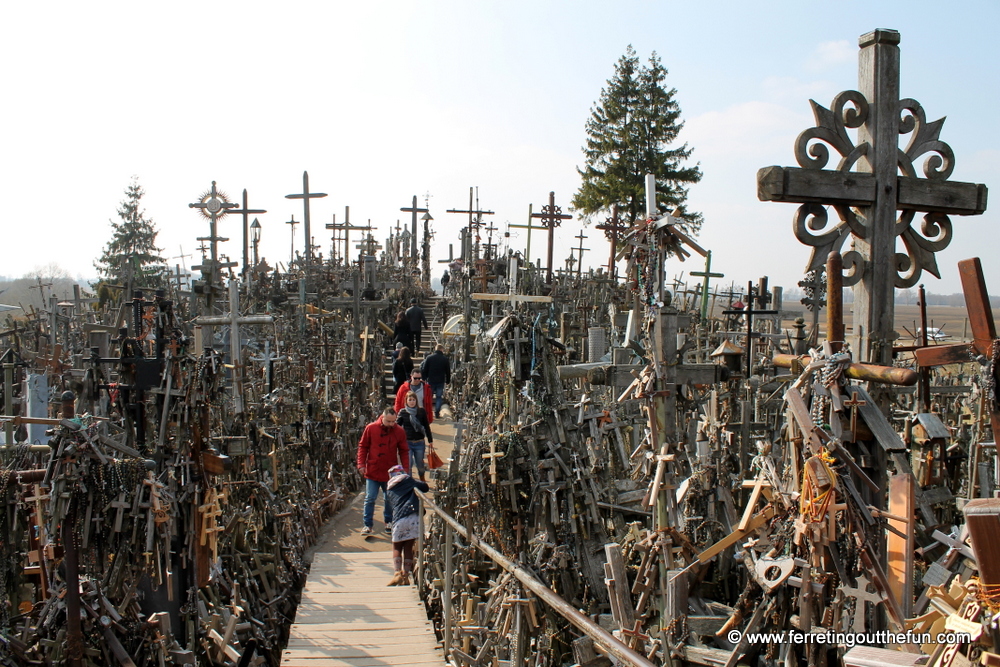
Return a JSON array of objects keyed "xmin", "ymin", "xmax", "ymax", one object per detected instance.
[{"xmin": 281, "ymin": 551, "xmax": 445, "ymax": 666}]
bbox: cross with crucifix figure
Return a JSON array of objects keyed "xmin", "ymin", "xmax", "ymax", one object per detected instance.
[
  {"xmin": 690, "ymin": 250, "xmax": 725, "ymax": 320},
  {"xmin": 757, "ymin": 29, "xmax": 988, "ymax": 365},
  {"xmin": 447, "ymin": 187, "xmax": 494, "ymax": 262},
  {"xmin": 227, "ymin": 189, "xmax": 266, "ymax": 279},
  {"xmin": 285, "ymin": 171, "xmax": 328, "ymax": 268},
  {"xmin": 400, "ymin": 195, "xmax": 429, "ymax": 261},
  {"xmin": 531, "ymin": 191, "xmax": 573, "ymax": 284},
  {"xmin": 595, "ymin": 204, "xmax": 626, "ymax": 279}
]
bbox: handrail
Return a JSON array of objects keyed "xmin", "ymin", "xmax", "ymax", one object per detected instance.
[{"xmin": 416, "ymin": 490, "xmax": 656, "ymax": 667}]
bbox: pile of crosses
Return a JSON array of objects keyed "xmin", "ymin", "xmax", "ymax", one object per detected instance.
[
  {"xmin": 0, "ymin": 177, "xmax": 433, "ymax": 665},
  {"xmin": 419, "ymin": 29, "xmax": 998, "ymax": 667}
]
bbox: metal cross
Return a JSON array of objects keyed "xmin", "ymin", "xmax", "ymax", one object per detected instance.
[
  {"xmin": 285, "ymin": 215, "xmax": 299, "ymax": 267},
  {"xmin": 595, "ymin": 204, "xmax": 626, "ymax": 279},
  {"xmin": 573, "ymin": 229, "xmax": 590, "ymax": 279},
  {"xmin": 531, "ymin": 191, "xmax": 573, "ymax": 284}
]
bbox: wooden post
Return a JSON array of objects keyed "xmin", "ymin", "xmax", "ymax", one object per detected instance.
[
  {"xmin": 886, "ymin": 473, "xmax": 915, "ymax": 618},
  {"xmin": 443, "ymin": 523, "xmax": 454, "ymax": 661},
  {"xmin": 826, "ymin": 251, "xmax": 844, "ymax": 352}
]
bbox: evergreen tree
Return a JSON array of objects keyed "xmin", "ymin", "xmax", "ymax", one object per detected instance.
[
  {"xmin": 573, "ymin": 46, "xmax": 703, "ymax": 241},
  {"xmin": 94, "ymin": 177, "xmax": 164, "ymax": 294}
]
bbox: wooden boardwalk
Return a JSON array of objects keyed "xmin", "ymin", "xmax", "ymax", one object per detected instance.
[{"xmin": 281, "ymin": 551, "xmax": 445, "ymax": 667}]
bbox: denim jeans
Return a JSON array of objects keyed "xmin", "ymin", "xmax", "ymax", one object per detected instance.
[
  {"xmin": 430, "ymin": 382, "xmax": 446, "ymax": 414},
  {"xmin": 408, "ymin": 440, "xmax": 426, "ymax": 475},
  {"xmin": 363, "ymin": 478, "xmax": 391, "ymax": 528}
]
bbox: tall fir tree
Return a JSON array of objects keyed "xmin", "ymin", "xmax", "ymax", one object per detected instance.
[
  {"xmin": 95, "ymin": 177, "xmax": 164, "ymax": 295},
  {"xmin": 573, "ymin": 46, "xmax": 703, "ymax": 242}
]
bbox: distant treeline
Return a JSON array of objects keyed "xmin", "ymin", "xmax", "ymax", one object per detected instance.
[{"xmin": 778, "ymin": 287, "xmax": 999, "ymax": 308}]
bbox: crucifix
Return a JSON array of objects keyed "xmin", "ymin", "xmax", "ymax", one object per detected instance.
[
  {"xmin": 400, "ymin": 195, "xmax": 429, "ymax": 262},
  {"xmin": 531, "ymin": 191, "xmax": 573, "ymax": 284},
  {"xmin": 447, "ymin": 187, "xmax": 494, "ymax": 263},
  {"xmin": 573, "ymin": 229, "xmax": 590, "ymax": 279},
  {"xmin": 595, "ymin": 204, "xmax": 626, "ymax": 279},
  {"xmin": 689, "ymin": 250, "xmax": 725, "ymax": 320},
  {"xmin": 285, "ymin": 171, "xmax": 328, "ymax": 269},
  {"xmin": 757, "ymin": 29, "xmax": 988, "ymax": 365},
  {"xmin": 189, "ymin": 181, "xmax": 238, "ymax": 292},
  {"xmin": 227, "ymin": 189, "xmax": 266, "ymax": 279}
]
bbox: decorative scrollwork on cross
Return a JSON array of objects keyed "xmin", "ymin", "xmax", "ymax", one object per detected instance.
[{"xmin": 789, "ymin": 88, "xmax": 961, "ymax": 288}]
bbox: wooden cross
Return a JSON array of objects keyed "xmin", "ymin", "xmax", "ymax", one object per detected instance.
[
  {"xmin": 689, "ymin": 249, "xmax": 725, "ymax": 320},
  {"xmin": 482, "ymin": 438, "xmax": 505, "ymax": 484},
  {"xmin": 284, "ymin": 215, "xmax": 299, "ymax": 267},
  {"xmin": 722, "ymin": 281, "xmax": 778, "ymax": 374},
  {"xmin": 531, "ymin": 191, "xmax": 572, "ymax": 284},
  {"xmin": 843, "ymin": 389, "xmax": 867, "ymax": 442},
  {"xmin": 400, "ymin": 195, "xmax": 429, "ymax": 261},
  {"xmin": 109, "ymin": 492, "xmax": 130, "ymax": 533},
  {"xmin": 595, "ymin": 204, "xmax": 626, "ymax": 279},
  {"xmin": 285, "ymin": 171, "xmax": 328, "ymax": 266},
  {"xmin": 447, "ymin": 187, "xmax": 494, "ymax": 262},
  {"xmin": 227, "ymin": 189, "xmax": 266, "ymax": 278},
  {"xmin": 498, "ymin": 465, "xmax": 523, "ymax": 507},
  {"xmin": 914, "ymin": 257, "xmax": 1000, "ymax": 444},
  {"xmin": 757, "ymin": 29, "xmax": 988, "ymax": 365}
]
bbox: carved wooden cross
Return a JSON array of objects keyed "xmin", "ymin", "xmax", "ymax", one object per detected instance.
[
  {"xmin": 482, "ymin": 438, "xmax": 505, "ymax": 484},
  {"xmin": 531, "ymin": 191, "xmax": 573, "ymax": 284},
  {"xmin": 757, "ymin": 29, "xmax": 988, "ymax": 365},
  {"xmin": 227, "ymin": 189, "xmax": 266, "ymax": 279},
  {"xmin": 285, "ymin": 171, "xmax": 327, "ymax": 266},
  {"xmin": 573, "ymin": 230, "xmax": 589, "ymax": 279}
]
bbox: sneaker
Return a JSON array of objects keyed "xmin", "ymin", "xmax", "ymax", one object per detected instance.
[
  {"xmin": 361, "ymin": 526, "xmax": 373, "ymax": 535},
  {"xmin": 384, "ymin": 523, "xmax": 392, "ymax": 534}
]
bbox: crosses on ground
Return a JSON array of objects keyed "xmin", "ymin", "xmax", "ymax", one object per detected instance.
[
  {"xmin": 690, "ymin": 249, "xmax": 725, "ymax": 320},
  {"xmin": 400, "ymin": 195, "xmax": 429, "ymax": 261},
  {"xmin": 595, "ymin": 204, "xmax": 626, "ymax": 279},
  {"xmin": 227, "ymin": 189, "xmax": 267, "ymax": 278},
  {"xmin": 285, "ymin": 171, "xmax": 328, "ymax": 268},
  {"xmin": 757, "ymin": 29, "xmax": 988, "ymax": 365},
  {"xmin": 531, "ymin": 191, "xmax": 573, "ymax": 284}
]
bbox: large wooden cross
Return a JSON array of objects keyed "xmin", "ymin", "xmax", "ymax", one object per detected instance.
[
  {"xmin": 595, "ymin": 204, "xmax": 626, "ymax": 280},
  {"xmin": 757, "ymin": 29, "xmax": 988, "ymax": 365},
  {"xmin": 400, "ymin": 195, "xmax": 429, "ymax": 261},
  {"xmin": 508, "ymin": 203, "xmax": 542, "ymax": 267},
  {"xmin": 690, "ymin": 250, "xmax": 725, "ymax": 320},
  {"xmin": 531, "ymin": 191, "xmax": 573, "ymax": 284},
  {"xmin": 285, "ymin": 171, "xmax": 327, "ymax": 266}
]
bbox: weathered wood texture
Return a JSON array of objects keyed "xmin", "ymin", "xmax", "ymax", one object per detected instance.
[{"xmin": 281, "ymin": 552, "xmax": 444, "ymax": 667}]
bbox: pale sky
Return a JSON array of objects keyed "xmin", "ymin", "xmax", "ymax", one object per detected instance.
[{"xmin": 2, "ymin": 1, "xmax": 997, "ymax": 299}]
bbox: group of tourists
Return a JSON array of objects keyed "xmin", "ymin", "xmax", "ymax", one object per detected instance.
[{"xmin": 355, "ymin": 296, "xmax": 453, "ymax": 585}]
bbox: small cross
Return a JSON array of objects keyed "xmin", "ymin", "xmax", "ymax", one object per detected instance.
[
  {"xmin": 482, "ymin": 439, "xmax": 505, "ymax": 484},
  {"xmin": 843, "ymin": 389, "xmax": 867, "ymax": 442}
]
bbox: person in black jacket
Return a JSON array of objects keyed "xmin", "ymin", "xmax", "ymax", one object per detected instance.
[
  {"xmin": 397, "ymin": 390, "xmax": 432, "ymax": 481},
  {"xmin": 420, "ymin": 344, "xmax": 451, "ymax": 418},
  {"xmin": 405, "ymin": 299, "xmax": 428, "ymax": 353},
  {"xmin": 385, "ymin": 464, "xmax": 429, "ymax": 585},
  {"xmin": 392, "ymin": 311, "xmax": 413, "ymax": 351},
  {"xmin": 392, "ymin": 347, "xmax": 414, "ymax": 394}
]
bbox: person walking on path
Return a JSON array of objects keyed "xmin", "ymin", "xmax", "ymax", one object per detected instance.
[
  {"xmin": 440, "ymin": 270, "xmax": 450, "ymax": 296},
  {"xmin": 385, "ymin": 465, "xmax": 429, "ymax": 585},
  {"xmin": 394, "ymin": 369, "xmax": 434, "ymax": 426},
  {"xmin": 392, "ymin": 346, "xmax": 414, "ymax": 395},
  {"xmin": 357, "ymin": 408, "xmax": 410, "ymax": 535},
  {"xmin": 419, "ymin": 344, "xmax": 451, "ymax": 419},
  {"xmin": 397, "ymin": 390, "xmax": 432, "ymax": 482},
  {"xmin": 392, "ymin": 311, "xmax": 413, "ymax": 351},
  {"xmin": 405, "ymin": 298, "xmax": 428, "ymax": 353}
]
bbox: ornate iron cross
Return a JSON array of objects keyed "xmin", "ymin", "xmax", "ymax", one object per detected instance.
[
  {"xmin": 531, "ymin": 191, "xmax": 573, "ymax": 284},
  {"xmin": 757, "ymin": 29, "xmax": 988, "ymax": 364}
]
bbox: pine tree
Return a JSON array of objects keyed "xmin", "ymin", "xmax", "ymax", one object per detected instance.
[
  {"xmin": 573, "ymin": 46, "xmax": 703, "ymax": 240},
  {"xmin": 94, "ymin": 177, "xmax": 164, "ymax": 294}
]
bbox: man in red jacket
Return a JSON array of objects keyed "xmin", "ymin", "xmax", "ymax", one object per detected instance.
[
  {"xmin": 394, "ymin": 369, "xmax": 434, "ymax": 424},
  {"xmin": 357, "ymin": 408, "xmax": 410, "ymax": 534}
]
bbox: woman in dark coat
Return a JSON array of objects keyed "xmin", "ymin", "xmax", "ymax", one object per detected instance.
[
  {"xmin": 392, "ymin": 311, "xmax": 413, "ymax": 350},
  {"xmin": 397, "ymin": 389, "xmax": 431, "ymax": 481},
  {"xmin": 385, "ymin": 464, "xmax": 429, "ymax": 585},
  {"xmin": 392, "ymin": 347, "xmax": 414, "ymax": 394}
]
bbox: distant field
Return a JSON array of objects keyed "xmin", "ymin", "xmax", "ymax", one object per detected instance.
[{"xmin": 709, "ymin": 303, "xmax": 1000, "ymax": 344}]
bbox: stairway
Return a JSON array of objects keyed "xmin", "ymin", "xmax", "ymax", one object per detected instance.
[{"xmin": 382, "ymin": 295, "xmax": 447, "ymax": 402}]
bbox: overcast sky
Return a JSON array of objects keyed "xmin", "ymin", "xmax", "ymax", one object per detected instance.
[{"xmin": 2, "ymin": 1, "xmax": 997, "ymax": 299}]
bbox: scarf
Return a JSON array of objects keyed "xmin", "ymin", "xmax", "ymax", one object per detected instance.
[{"xmin": 403, "ymin": 405, "xmax": 426, "ymax": 438}]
